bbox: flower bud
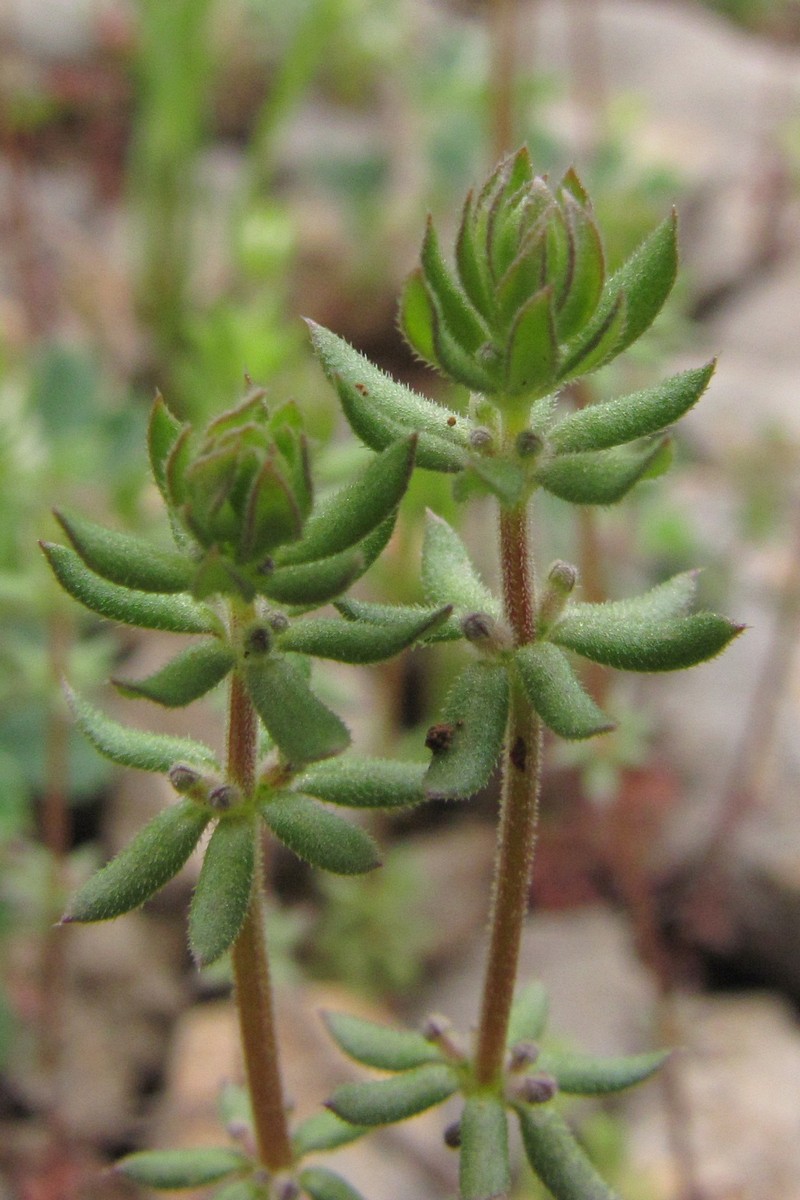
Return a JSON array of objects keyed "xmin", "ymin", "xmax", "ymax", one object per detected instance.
[
  {"xmin": 461, "ymin": 611, "xmax": 512, "ymax": 654},
  {"xmin": 209, "ymin": 784, "xmax": 241, "ymax": 811},
  {"xmin": 507, "ymin": 1040, "xmax": 541, "ymax": 1072},
  {"xmin": 443, "ymin": 1120, "xmax": 461, "ymax": 1149},
  {"xmin": 536, "ymin": 560, "xmax": 579, "ymax": 633},
  {"xmin": 168, "ymin": 763, "xmax": 210, "ymax": 802},
  {"xmin": 513, "ymin": 1072, "xmax": 559, "ymax": 1104}
]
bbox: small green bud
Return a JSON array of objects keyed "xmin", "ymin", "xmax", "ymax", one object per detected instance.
[{"xmin": 536, "ymin": 560, "xmax": 579, "ymax": 633}]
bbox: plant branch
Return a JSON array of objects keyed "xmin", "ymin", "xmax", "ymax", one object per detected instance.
[
  {"xmin": 227, "ymin": 647, "xmax": 293, "ymax": 1171},
  {"xmin": 475, "ymin": 503, "xmax": 541, "ymax": 1085}
]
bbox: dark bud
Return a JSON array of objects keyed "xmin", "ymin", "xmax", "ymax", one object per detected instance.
[
  {"xmin": 469, "ymin": 427, "xmax": 493, "ymax": 450},
  {"xmin": 421, "ymin": 1013, "xmax": 466, "ymax": 1062},
  {"xmin": 508, "ymin": 1040, "xmax": 540, "ymax": 1072},
  {"xmin": 515, "ymin": 430, "xmax": 543, "ymax": 458},
  {"xmin": 257, "ymin": 557, "xmax": 275, "ymax": 576},
  {"xmin": 276, "ymin": 1179, "xmax": 300, "ymax": 1200},
  {"xmin": 267, "ymin": 612, "xmax": 289, "ymax": 633},
  {"xmin": 425, "ymin": 722, "xmax": 456, "ymax": 753},
  {"xmin": 537, "ymin": 559, "xmax": 579, "ymax": 632},
  {"xmin": 515, "ymin": 1072, "xmax": 558, "ymax": 1104},
  {"xmin": 461, "ymin": 612, "xmax": 511, "ymax": 654},
  {"xmin": 443, "ymin": 1120, "xmax": 462, "ymax": 1149},
  {"xmin": 168, "ymin": 763, "xmax": 203, "ymax": 794},
  {"xmin": 209, "ymin": 784, "xmax": 241, "ymax": 811},
  {"xmin": 245, "ymin": 625, "xmax": 271, "ymax": 655}
]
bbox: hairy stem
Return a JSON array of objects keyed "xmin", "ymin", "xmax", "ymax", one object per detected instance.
[
  {"xmin": 227, "ymin": 647, "xmax": 293, "ymax": 1170},
  {"xmin": 475, "ymin": 503, "xmax": 541, "ymax": 1085}
]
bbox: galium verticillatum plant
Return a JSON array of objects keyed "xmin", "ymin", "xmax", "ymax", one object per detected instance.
[
  {"xmin": 44, "ymin": 147, "xmax": 741, "ymax": 1200},
  {"xmin": 307, "ymin": 147, "xmax": 742, "ymax": 1200}
]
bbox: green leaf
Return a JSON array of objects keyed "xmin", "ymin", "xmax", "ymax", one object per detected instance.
[
  {"xmin": 538, "ymin": 1048, "xmax": 669, "ymax": 1095},
  {"xmin": 63, "ymin": 800, "xmax": 210, "ymax": 923},
  {"xmin": 507, "ymin": 981, "xmax": 549, "ymax": 1045},
  {"xmin": 513, "ymin": 643, "xmax": 614, "ymax": 740},
  {"xmin": 430, "ymin": 307, "xmax": 499, "ymax": 393},
  {"xmin": 536, "ymin": 439, "xmax": 667, "ymax": 505},
  {"xmin": 322, "ymin": 1010, "xmax": 443, "ymax": 1071},
  {"xmin": 516, "ymin": 1106, "xmax": 620, "ymax": 1200},
  {"xmin": 189, "ymin": 817, "xmax": 255, "ymax": 966},
  {"xmin": 292, "ymin": 1111, "xmax": 369, "ymax": 1157},
  {"xmin": 460, "ymin": 1096, "xmax": 510, "ymax": 1200},
  {"xmin": 244, "ymin": 653, "xmax": 350, "ymax": 764},
  {"xmin": 425, "ymin": 661, "xmax": 510, "ymax": 801},
  {"xmin": 496, "ymin": 226, "xmax": 549, "ymax": 329},
  {"xmin": 550, "ymin": 609, "xmax": 743, "ymax": 672},
  {"xmin": 327, "ymin": 1063, "xmax": 457, "ymax": 1126},
  {"xmin": 66, "ymin": 687, "xmax": 219, "ymax": 773},
  {"xmin": 456, "ymin": 189, "xmax": 494, "ymax": 321},
  {"xmin": 277, "ymin": 606, "xmax": 452, "ymax": 664},
  {"xmin": 556, "ymin": 292, "xmax": 628, "ymax": 384},
  {"xmin": 299, "ymin": 1167, "xmax": 367, "ymax": 1200},
  {"xmin": 559, "ymin": 572, "xmax": 699, "ymax": 629},
  {"xmin": 55, "ymin": 509, "xmax": 194, "ymax": 593},
  {"xmin": 554, "ymin": 197, "xmax": 605, "ymax": 342},
  {"xmin": 115, "ymin": 1147, "xmax": 248, "ymax": 1190},
  {"xmin": 399, "ymin": 268, "xmax": 438, "ymax": 367},
  {"xmin": 336, "ymin": 598, "xmax": 462, "ymax": 642},
  {"xmin": 548, "ymin": 362, "xmax": 715, "ymax": 454},
  {"xmin": 262, "ymin": 793, "xmax": 379, "ymax": 874},
  {"xmin": 421, "ymin": 217, "xmax": 490, "ymax": 355},
  {"xmin": 306, "ymin": 321, "xmax": 469, "ymax": 473},
  {"xmin": 294, "ymin": 756, "xmax": 426, "ymax": 809},
  {"xmin": 114, "ymin": 640, "xmax": 235, "ymax": 707},
  {"xmin": 600, "ymin": 210, "xmax": 678, "ymax": 355},
  {"xmin": 277, "ymin": 438, "xmax": 415, "ymax": 565},
  {"xmin": 41, "ymin": 543, "xmax": 216, "ymax": 634},
  {"xmin": 421, "ymin": 511, "xmax": 500, "ymax": 615},
  {"xmin": 148, "ymin": 392, "xmax": 184, "ymax": 500},
  {"xmin": 259, "ymin": 547, "xmax": 363, "ymax": 606},
  {"xmin": 504, "ymin": 287, "xmax": 558, "ymax": 398}
]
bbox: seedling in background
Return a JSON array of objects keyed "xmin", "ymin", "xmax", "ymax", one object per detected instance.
[{"xmin": 46, "ymin": 148, "xmax": 740, "ymax": 1200}]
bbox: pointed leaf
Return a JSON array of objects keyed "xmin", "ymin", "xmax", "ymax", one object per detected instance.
[
  {"xmin": 507, "ymin": 981, "xmax": 549, "ymax": 1045},
  {"xmin": 66, "ymin": 687, "xmax": 218, "ymax": 773},
  {"xmin": 327, "ymin": 1063, "xmax": 457, "ymax": 1126},
  {"xmin": 550, "ymin": 609, "xmax": 743, "ymax": 672},
  {"xmin": 421, "ymin": 218, "xmax": 489, "ymax": 354},
  {"xmin": 539, "ymin": 1048, "xmax": 669, "ymax": 1095},
  {"xmin": 549, "ymin": 362, "xmax": 715, "ymax": 453},
  {"xmin": 115, "ymin": 1148, "xmax": 248, "ymax": 1190},
  {"xmin": 554, "ymin": 196, "xmax": 605, "ymax": 342},
  {"xmin": 244, "ymin": 653, "xmax": 350, "ymax": 764},
  {"xmin": 189, "ymin": 817, "xmax": 255, "ymax": 966},
  {"xmin": 557, "ymin": 292, "xmax": 628, "ymax": 384},
  {"xmin": 456, "ymin": 190, "xmax": 494, "ymax": 321},
  {"xmin": 41, "ymin": 543, "xmax": 216, "ymax": 634},
  {"xmin": 114, "ymin": 640, "xmax": 235, "ymax": 707},
  {"xmin": 536, "ymin": 439, "xmax": 667, "ymax": 505},
  {"xmin": 261, "ymin": 793, "xmax": 379, "ymax": 875},
  {"xmin": 292, "ymin": 1111, "xmax": 369, "ymax": 1157},
  {"xmin": 336, "ymin": 598, "xmax": 463, "ymax": 643},
  {"xmin": 55, "ymin": 510, "xmax": 194, "ymax": 593},
  {"xmin": 148, "ymin": 392, "xmax": 183, "ymax": 500},
  {"xmin": 496, "ymin": 223, "xmax": 549, "ymax": 328},
  {"xmin": 63, "ymin": 800, "xmax": 210, "ymax": 923},
  {"xmin": 237, "ymin": 455, "xmax": 304, "ymax": 559},
  {"xmin": 299, "ymin": 1167, "xmax": 368, "ymax": 1200},
  {"xmin": 504, "ymin": 287, "xmax": 558, "ymax": 398},
  {"xmin": 294, "ymin": 756, "xmax": 426, "ymax": 809},
  {"xmin": 516, "ymin": 1106, "xmax": 620, "ymax": 1200},
  {"xmin": 306, "ymin": 321, "xmax": 469, "ymax": 473},
  {"xmin": 422, "ymin": 511, "xmax": 499, "ymax": 615},
  {"xmin": 399, "ymin": 268, "xmax": 438, "ymax": 366},
  {"xmin": 277, "ymin": 438, "xmax": 415, "ymax": 565},
  {"xmin": 600, "ymin": 211, "xmax": 678, "ymax": 354},
  {"xmin": 431, "ymin": 306, "xmax": 499, "ymax": 393},
  {"xmin": 277, "ymin": 606, "xmax": 452, "ymax": 664},
  {"xmin": 513, "ymin": 643, "xmax": 615, "ymax": 740},
  {"xmin": 322, "ymin": 1010, "xmax": 443, "ymax": 1071},
  {"xmin": 559, "ymin": 572, "xmax": 699, "ymax": 629},
  {"xmin": 425, "ymin": 661, "xmax": 510, "ymax": 800},
  {"xmin": 260, "ymin": 517, "xmax": 396, "ymax": 608},
  {"xmin": 460, "ymin": 1096, "xmax": 510, "ymax": 1200}
]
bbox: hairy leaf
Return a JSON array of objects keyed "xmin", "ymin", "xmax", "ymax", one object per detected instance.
[
  {"xmin": 551, "ymin": 609, "xmax": 743, "ymax": 671},
  {"xmin": 292, "ymin": 1111, "xmax": 369, "ymax": 1157},
  {"xmin": 322, "ymin": 1010, "xmax": 443, "ymax": 1071},
  {"xmin": 306, "ymin": 321, "xmax": 469, "ymax": 472},
  {"xmin": 277, "ymin": 606, "xmax": 451, "ymax": 664},
  {"xmin": 299, "ymin": 1167, "xmax": 367, "ymax": 1200},
  {"xmin": 422, "ymin": 511, "xmax": 499, "ymax": 615},
  {"xmin": 260, "ymin": 515, "xmax": 395, "ymax": 607},
  {"xmin": 537, "ymin": 439, "xmax": 667, "ymax": 505},
  {"xmin": 516, "ymin": 1106, "xmax": 619, "ymax": 1200},
  {"xmin": 66, "ymin": 687, "xmax": 218, "ymax": 773},
  {"xmin": 507, "ymin": 981, "xmax": 550, "ymax": 1046},
  {"xmin": 504, "ymin": 287, "xmax": 558, "ymax": 398},
  {"xmin": 460, "ymin": 1096, "xmax": 510, "ymax": 1200},
  {"xmin": 189, "ymin": 817, "xmax": 255, "ymax": 966},
  {"xmin": 600, "ymin": 211, "xmax": 678, "ymax": 355},
  {"xmin": 425, "ymin": 661, "xmax": 509, "ymax": 800},
  {"xmin": 55, "ymin": 509, "xmax": 194, "ymax": 593},
  {"xmin": 554, "ymin": 197, "xmax": 605, "ymax": 342},
  {"xmin": 148, "ymin": 392, "xmax": 184, "ymax": 500},
  {"xmin": 114, "ymin": 640, "xmax": 235, "ymax": 707},
  {"xmin": 538, "ymin": 1048, "xmax": 669, "ymax": 1095},
  {"xmin": 549, "ymin": 362, "xmax": 715, "ymax": 453},
  {"xmin": 327, "ymin": 1063, "xmax": 457, "ymax": 1126},
  {"xmin": 115, "ymin": 1148, "xmax": 247, "ymax": 1190},
  {"xmin": 63, "ymin": 801, "xmax": 210, "ymax": 923},
  {"xmin": 398, "ymin": 268, "xmax": 438, "ymax": 367},
  {"xmin": 513, "ymin": 643, "xmax": 614, "ymax": 740},
  {"xmin": 295, "ymin": 756, "xmax": 426, "ymax": 809},
  {"xmin": 557, "ymin": 292, "xmax": 627, "ymax": 384},
  {"xmin": 559, "ymin": 572, "xmax": 699, "ymax": 629},
  {"xmin": 41, "ymin": 543, "xmax": 216, "ymax": 634},
  {"xmin": 455, "ymin": 190, "xmax": 494, "ymax": 320},
  {"xmin": 244, "ymin": 654, "xmax": 350, "ymax": 764},
  {"xmin": 336, "ymin": 598, "xmax": 463, "ymax": 643},
  {"xmin": 421, "ymin": 217, "xmax": 489, "ymax": 354},
  {"xmin": 262, "ymin": 793, "xmax": 379, "ymax": 874}
]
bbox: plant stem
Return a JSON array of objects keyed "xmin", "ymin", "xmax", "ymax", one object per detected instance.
[
  {"xmin": 488, "ymin": 0, "xmax": 519, "ymax": 161},
  {"xmin": 227, "ymin": 658, "xmax": 293, "ymax": 1171},
  {"xmin": 475, "ymin": 503, "xmax": 541, "ymax": 1086}
]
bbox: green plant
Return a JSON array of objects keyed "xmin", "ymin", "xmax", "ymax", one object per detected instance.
[{"xmin": 45, "ymin": 148, "xmax": 740, "ymax": 1199}]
